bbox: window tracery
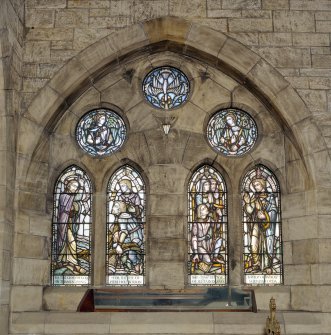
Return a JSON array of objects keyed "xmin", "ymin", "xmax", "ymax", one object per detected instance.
[
  {"xmin": 76, "ymin": 108, "xmax": 126, "ymax": 157},
  {"xmin": 142, "ymin": 66, "xmax": 190, "ymax": 110},
  {"xmin": 206, "ymin": 108, "xmax": 258, "ymax": 156}
]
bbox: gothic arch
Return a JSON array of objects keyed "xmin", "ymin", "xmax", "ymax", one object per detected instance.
[{"xmin": 19, "ymin": 16, "xmax": 329, "ymax": 190}]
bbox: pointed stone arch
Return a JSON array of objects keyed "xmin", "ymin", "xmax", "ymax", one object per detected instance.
[{"xmin": 18, "ymin": 17, "xmax": 328, "ymax": 190}]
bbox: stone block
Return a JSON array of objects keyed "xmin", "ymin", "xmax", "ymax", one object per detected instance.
[
  {"xmin": 144, "ymin": 129, "xmax": 190, "ymax": 165},
  {"xmin": 259, "ymin": 32, "xmax": 292, "ymax": 46},
  {"xmin": 30, "ymin": 214, "xmax": 51, "ymax": 237},
  {"xmin": 316, "ymin": 12, "xmax": 331, "ymax": 20},
  {"xmin": 43, "ymin": 287, "xmax": 86, "ymax": 311},
  {"xmin": 143, "ymin": 16, "xmax": 192, "ymax": 44},
  {"xmin": 125, "ymin": 102, "xmax": 159, "ymax": 133},
  {"xmin": 72, "ymin": 28, "xmax": 110, "ymax": 50},
  {"xmin": 290, "ymin": 0, "xmax": 331, "ymax": 10},
  {"xmin": 222, "ymin": 0, "xmax": 261, "ymax": 9},
  {"xmin": 309, "ymin": 151, "xmax": 331, "ymax": 188},
  {"xmin": 291, "ymin": 286, "xmax": 321, "ymax": 311},
  {"xmin": 186, "ymin": 23, "xmax": 227, "ymax": 58},
  {"xmin": 273, "ymin": 10, "xmax": 315, "ymax": 32},
  {"xmin": 189, "ymin": 78, "xmax": 231, "ymax": 113},
  {"xmin": 13, "ymin": 258, "xmax": 49, "ymax": 285},
  {"xmin": 283, "ymin": 241, "xmax": 293, "ymax": 265},
  {"xmin": 55, "ymin": 9, "xmax": 89, "ymax": 28},
  {"xmin": 285, "ymin": 76, "xmax": 309, "ymax": 89},
  {"xmin": 150, "ymin": 194, "xmax": 185, "ymax": 216},
  {"xmin": 149, "ymin": 238, "xmax": 186, "ymax": 262},
  {"xmin": 14, "ymin": 233, "xmax": 48, "ymax": 259},
  {"xmin": 26, "ymin": 28, "xmax": 74, "ymax": 41},
  {"xmin": 318, "ymin": 215, "xmax": 331, "ymax": 238},
  {"xmin": 282, "ymin": 311, "xmax": 322, "ymax": 334},
  {"xmin": 23, "ymin": 78, "xmax": 48, "ymax": 93},
  {"xmin": 319, "ymin": 286, "xmax": 331, "ymax": 312},
  {"xmin": 254, "ymin": 286, "xmax": 291, "ymax": 310},
  {"xmin": 316, "ymin": 20, "xmax": 331, "ymax": 33},
  {"xmin": 293, "ymin": 33, "xmax": 330, "ymax": 47},
  {"xmin": 134, "ymin": 0, "xmax": 169, "ymax": 22},
  {"xmin": 227, "ymin": 32, "xmax": 259, "ymax": 45},
  {"xmin": 282, "ymin": 192, "xmax": 305, "ymax": 219},
  {"xmin": 101, "ymin": 80, "xmax": 142, "ymax": 112},
  {"xmin": 149, "ymin": 216, "xmax": 185, "ymax": 239},
  {"xmin": 15, "ymin": 213, "xmax": 30, "ymax": 234},
  {"xmin": 242, "ymin": 10, "xmax": 271, "ymax": 18},
  {"xmin": 11, "ymin": 286, "xmax": 43, "ymax": 311},
  {"xmin": 148, "ymin": 165, "xmax": 189, "ymax": 194},
  {"xmin": 0, "ymin": 305, "xmax": 9, "ymax": 335},
  {"xmin": 25, "ymin": 9, "xmax": 55, "ymax": 28},
  {"xmin": 262, "ymin": 0, "xmax": 289, "ymax": 9},
  {"xmin": 219, "ymin": 38, "xmax": 261, "ymax": 75},
  {"xmin": 229, "ymin": 18, "xmax": 273, "ymax": 32},
  {"xmin": 274, "ymin": 86, "xmax": 310, "ymax": 126},
  {"xmin": 68, "ymin": 0, "xmax": 110, "ymax": 8},
  {"xmin": 18, "ymin": 190, "xmax": 46, "ymax": 213},
  {"xmin": 169, "ymin": 0, "xmax": 206, "ymax": 18},
  {"xmin": 312, "ymin": 55, "xmax": 331, "ymax": 69},
  {"xmin": 284, "ymin": 264, "xmax": 311, "ymax": 285},
  {"xmin": 10, "ymin": 311, "xmax": 46, "ymax": 334},
  {"xmin": 149, "ymin": 262, "xmax": 185, "ymax": 289},
  {"xmin": 26, "ymin": 0, "xmax": 66, "ymax": 8},
  {"xmin": 292, "ymin": 239, "xmax": 319, "ymax": 265},
  {"xmin": 285, "ymin": 216, "xmax": 318, "ymax": 241},
  {"xmin": 194, "ymin": 18, "xmax": 228, "ymax": 32},
  {"xmin": 111, "ymin": 312, "xmax": 213, "ymax": 333},
  {"xmin": 319, "ymin": 239, "xmax": 331, "ymax": 263},
  {"xmin": 24, "ymin": 41, "xmax": 51, "ymax": 62},
  {"xmin": 254, "ymin": 46, "xmax": 311, "ymax": 68},
  {"xmin": 207, "ymin": 9, "xmax": 241, "ymax": 18},
  {"xmin": 247, "ymin": 59, "xmax": 289, "ymax": 99},
  {"xmin": 309, "ymin": 77, "xmax": 331, "ymax": 89},
  {"xmin": 311, "ymin": 264, "xmax": 331, "ymax": 285},
  {"xmin": 285, "ymin": 160, "xmax": 307, "ymax": 193}
]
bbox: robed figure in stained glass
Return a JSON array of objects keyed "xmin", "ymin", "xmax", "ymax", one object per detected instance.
[
  {"xmin": 107, "ymin": 166, "xmax": 145, "ymax": 286},
  {"xmin": 52, "ymin": 166, "xmax": 92, "ymax": 285},
  {"xmin": 242, "ymin": 165, "xmax": 283, "ymax": 285},
  {"xmin": 188, "ymin": 165, "xmax": 228, "ymax": 286}
]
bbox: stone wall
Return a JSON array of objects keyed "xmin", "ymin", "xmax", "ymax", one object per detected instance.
[
  {"xmin": 0, "ymin": 1, "xmax": 330, "ymax": 335},
  {"xmin": 0, "ymin": 1, "xmax": 23, "ymax": 335}
]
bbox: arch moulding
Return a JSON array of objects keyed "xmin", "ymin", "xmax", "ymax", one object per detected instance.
[{"xmin": 19, "ymin": 16, "xmax": 326, "ymax": 187}]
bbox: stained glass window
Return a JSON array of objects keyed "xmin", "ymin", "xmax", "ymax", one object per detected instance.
[
  {"xmin": 242, "ymin": 165, "xmax": 283, "ymax": 285},
  {"xmin": 76, "ymin": 108, "xmax": 126, "ymax": 157},
  {"xmin": 51, "ymin": 165, "xmax": 92, "ymax": 286},
  {"xmin": 207, "ymin": 108, "xmax": 258, "ymax": 156},
  {"xmin": 106, "ymin": 165, "xmax": 145, "ymax": 286},
  {"xmin": 142, "ymin": 66, "xmax": 190, "ymax": 110},
  {"xmin": 188, "ymin": 165, "xmax": 228, "ymax": 286}
]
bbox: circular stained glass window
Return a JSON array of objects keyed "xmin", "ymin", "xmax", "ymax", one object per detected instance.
[
  {"xmin": 207, "ymin": 108, "xmax": 258, "ymax": 156},
  {"xmin": 142, "ymin": 66, "xmax": 190, "ymax": 110},
  {"xmin": 76, "ymin": 108, "xmax": 126, "ymax": 157}
]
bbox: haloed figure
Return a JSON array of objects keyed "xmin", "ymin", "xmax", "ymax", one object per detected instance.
[
  {"xmin": 243, "ymin": 177, "xmax": 278, "ymax": 273},
  {"xmin": 57, "ymin": 179, "xmax": 86, "ymax": 274},
  {"xmin": 86, "ymin": 113, "xmax": 113, "ymax": 150}
]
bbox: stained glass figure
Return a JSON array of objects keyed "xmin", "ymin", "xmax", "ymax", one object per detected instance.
[
  {"xmin": 106, "ymin": 165, "xmax": 145, "ymax": 286},
  {"xmin": 242, "ymin": 165, "xmax": 283, "ymax": 285},
  {"xmin": 142, "ymin": 66, "xmax": 190, "ymax": 110},
  {"xmin": 188, "ymin": 165, "xmax": 228, "ymax": 286},
  {"xmin": 51, "ymin": 165, "xmax": 92, "ymax": 286},
  {"xmin": 207, "ymin": 108, "xmax": 258, "ymax": 156},
  {"xmin": 76, "ymin": 108, "xmax": 126, "ymax": 157}
]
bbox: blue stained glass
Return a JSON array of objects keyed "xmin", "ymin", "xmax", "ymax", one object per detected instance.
[
  {"xmin": 142, "ymin": 66, "xmax": 190, "ymax": 110},
  {"xmin": 207, "ymin": 109, "xmax": 258, "ymax": 156},
  {"xmin": 188, "ymin": 165, "xmax": 228, "ymax": 286},
  {"xmin": 52, "ymin": 165, "xmax": 92, "ymax": 286},
  {"xmin": 76, "ymin": 109, "xmax": 126, "ymax": 157},
  {"xmin": 106, "ymin": 165, "xmax": 146, "ymax": 286},
  {"xmin": 242, "ymin": 165, "xmax": 283, "ymax": 285}
]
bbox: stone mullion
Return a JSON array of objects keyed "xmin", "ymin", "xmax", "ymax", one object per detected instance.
[{"xmin": 92, "ymin": 191, "xmax": 106, "ymax": 287}]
